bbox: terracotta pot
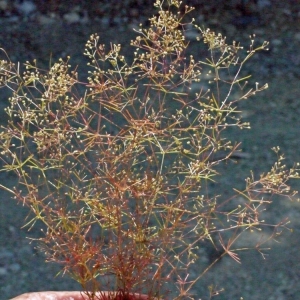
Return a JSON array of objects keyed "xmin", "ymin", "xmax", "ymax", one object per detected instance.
[{"xmin": 10, "ymin": 291, "xmax": 150, "ymax": 300}]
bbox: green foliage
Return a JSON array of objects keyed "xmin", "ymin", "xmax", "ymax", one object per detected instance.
[{"xmin": 0, "ymin": 0, "xmax": 299, "ymax": 299}]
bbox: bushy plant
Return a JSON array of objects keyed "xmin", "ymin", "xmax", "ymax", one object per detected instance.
[{"xmin": 0, "ymin": 0, "xmax": 299, "ymax": 299}]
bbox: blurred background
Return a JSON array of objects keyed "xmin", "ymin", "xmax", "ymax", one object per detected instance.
[{"xmin": 0, "ymin": 0, "xmax": 300, "ymax": 299}]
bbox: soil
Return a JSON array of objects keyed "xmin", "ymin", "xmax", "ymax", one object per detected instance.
[{"xmin": 1, "ymin": 1, "xmax": 300, "ymax": 300}]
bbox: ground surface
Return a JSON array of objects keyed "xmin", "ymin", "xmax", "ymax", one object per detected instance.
[{"xmin": 0, "ymin": 1, "xmax": 300, "ymax": 299}]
